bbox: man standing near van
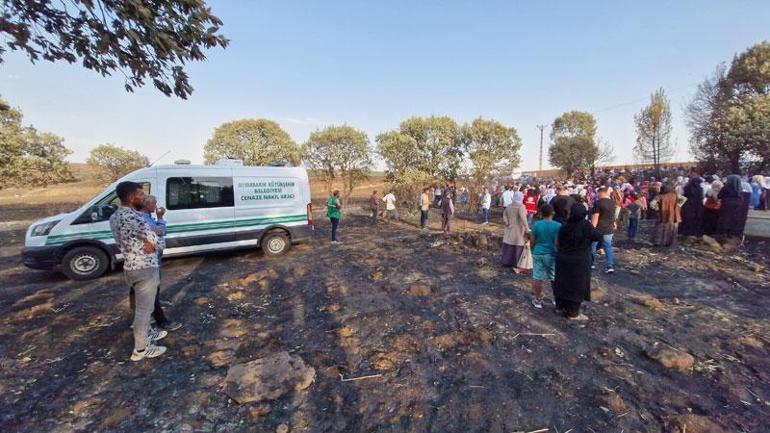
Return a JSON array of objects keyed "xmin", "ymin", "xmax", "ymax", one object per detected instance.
[
  {"xmin": 110, "ymin": 181, "xmax": 168, "ymax": 361},
  {"xmin": 327, "ymin": 190, "xmax": 342, "ymax": 244}
]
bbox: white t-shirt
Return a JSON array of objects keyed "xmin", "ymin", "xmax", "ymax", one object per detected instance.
[
  {"xmin": 502, "ymin": 190, "xmax": 513, "ymax": 207},
  {"xmin": 383, "ymin": 193, "xmax": 396, "ymax": 210},
  {"xmin": 482, "ymin": 193, "xmax": 492, "ymax": 209}
]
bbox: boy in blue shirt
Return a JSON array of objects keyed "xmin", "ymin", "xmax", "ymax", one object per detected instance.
[{"xmin": 529, "ymin": 204, "xmax": 561, "ymax": 309}]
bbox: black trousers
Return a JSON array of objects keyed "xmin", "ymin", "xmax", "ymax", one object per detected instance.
[{"xmin": 555, "ymin": 298, "xmax": 581, "ymax": 318}]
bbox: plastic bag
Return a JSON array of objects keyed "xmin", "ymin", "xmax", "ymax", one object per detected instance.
[{"xmin": 518, "ymin": 243, "xmax": 533, "ymax": 270}]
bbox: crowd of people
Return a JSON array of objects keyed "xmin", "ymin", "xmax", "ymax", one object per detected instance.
[
  {"xmin": 325, "ymin": 170, "xmax": 767, "ymax": 322},
  {"xmin": 490, "ymin": 170, "xmax": 767, "ymax": 320},
  {"xmin": 109, "ymin": 168, "xmax": 768, "ymax": 360}
]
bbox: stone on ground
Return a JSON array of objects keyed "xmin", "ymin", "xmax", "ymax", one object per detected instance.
[
  {"xmin": 206, "ymin": 350, "xmax": 235, "ymax": 368},
  {"xmin": 634, "ymin": 295, "xmax": 664, "ymax": 311},
  {"xmin": 645, "ymin": 345, "xmax": 695, "ymax": 372},
  {"xmin": 223, "ymin": 352, "xmax": 315, "ymax": 404},
  {"xmin": 406, "ymin": 283, "xmax": 432, "ymax": 296}
]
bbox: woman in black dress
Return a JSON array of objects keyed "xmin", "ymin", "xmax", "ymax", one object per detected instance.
[
  {"xmin": 553, "ymin": 203, "xmax": 603, "ymax": 321},
  {"xmin": 679, "ymin": 176, "xmax": 704, "ymax": 237},
  {"xmin": 717, "ymin": 175, "xmax": 746, "ymax": 238}
]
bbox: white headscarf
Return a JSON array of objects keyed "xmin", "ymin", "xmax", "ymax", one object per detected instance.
[{"xmin": 708, "ymin": 180, "xmax": 723, "ymax": 198}]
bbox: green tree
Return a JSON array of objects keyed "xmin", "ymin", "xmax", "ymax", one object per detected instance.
[
  {"xmin": 687, "ymin": 42, "xmax": 770, "ymax": 174},
  {"xmin": 398, "ymin": 116, "xmax": 464, "ymax": 180},
  {"xmin": 548, "ymin": 111, "xmax": 599, "ymax": 176},
  {"xmin": 634, "ymin": 88, "xmax": 675, "ymax": 176},
  {"xmin": 0, "ymin": 98, "xmax": 73, "ymax": 188},
  {"xmin": 304, "ymin": 125, "xmax": 372, "ymax": 199},
  {"xmin": 461, "ymin": 117, "xmax": 522, "ymax": 199},
  {"xmin": 2, "ymin": 0, "xmax": 229, "ymax": 99},
  {"xmin": 376, "ymin": 130, "xmax": 432, "ymax": 199},
  {"xmin": 203, "ymin": 119, "xmax": 301, "ymax": 166},
  {"xmin": 87, "ymin": 143, "xmax": 149, "ymax": 182}
]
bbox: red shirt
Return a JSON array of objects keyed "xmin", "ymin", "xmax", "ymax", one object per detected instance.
[{"xmin": 524, "ymin": 195, "xmax": 538, "ymax": 214}]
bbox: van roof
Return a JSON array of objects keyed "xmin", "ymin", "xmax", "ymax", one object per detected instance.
[{"xmin": 117, "ymin": 164, "xmax": 308, "ymax": 182}]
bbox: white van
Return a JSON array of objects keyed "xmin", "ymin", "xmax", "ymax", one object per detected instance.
[{"xmin": 22, "ymin": 160, "xmax": 314, "ymax": 280}]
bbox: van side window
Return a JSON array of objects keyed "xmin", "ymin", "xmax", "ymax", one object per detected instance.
[
  {"xmin": 167, "ymin": 177, "xmax": 234, "ymax": 210},
  {"xmin": 73, "ymin": 182, "xmax": 151, "ymax": 225}
]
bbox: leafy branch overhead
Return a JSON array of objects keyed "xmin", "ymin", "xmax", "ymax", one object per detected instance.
[{"xmin": 1, "ymin": 0, "xmax": 229, "ymax": 98}]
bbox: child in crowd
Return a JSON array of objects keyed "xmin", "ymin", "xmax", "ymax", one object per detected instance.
[
  {"xmin": 528, "ymin": 204, "xmax": 561, "ymax": 309},
  {"xmin": 626, "ymin": 193, "xmax": 641, "ymax": 240}
]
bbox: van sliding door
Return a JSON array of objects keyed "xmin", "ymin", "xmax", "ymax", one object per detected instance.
[{"xmin": 162, "ymin": 172, "xmax": 235, "ymax": 251}]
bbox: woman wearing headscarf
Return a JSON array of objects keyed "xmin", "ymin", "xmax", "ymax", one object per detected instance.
[
  {"xmin": 501, "ymin": 191, "xmax": 529, "ymax": 270},
  {"xmin": 653, "ymin": 183, "xmax": 681, "ymax": 246},
  {"xmin": 553, "ymin": 202, "xmax": 603, "ymax": 321},
  {"xmin": 679, "ymin": 175, "xmax": 704, "ymax": 237},
  {"xmin": 702, "ymin": 179, "xmax": 722, "ymax": 235},
  {"xmin": 717, "ymin": 175, "xmax": 746, "ymax": 237}
]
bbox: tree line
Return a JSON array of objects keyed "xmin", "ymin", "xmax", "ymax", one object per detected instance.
[{"xmin": 1, "ymin": 40, "xmax": 768, "ymax": 192}]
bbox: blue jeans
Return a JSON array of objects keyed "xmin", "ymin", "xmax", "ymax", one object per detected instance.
[
  {"xmin": 591, "ymin": 234, "xmax": 614, "ymax": 270},
  {"xmin": 330, "ymin": 217, "xmax": 339, "ymax": 241},
  {"xmin": 627, "ymin": 218, "xmax": 638, "ymax": 239},
  {"xmin": 481, "ymin": 208, "xmax": 489, "ymax": 223},
  {"xmin": 420, "ymin": 210, "xmax": 428, "ymax": 228},
  {"xmin": 527, "ymin": 214, "xmax": 533, "ymax": 227}
]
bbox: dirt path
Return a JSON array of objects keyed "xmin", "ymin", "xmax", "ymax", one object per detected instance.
[{"xmin": 1, "ymin": 204, "xmax": 769, "ymax": 433}]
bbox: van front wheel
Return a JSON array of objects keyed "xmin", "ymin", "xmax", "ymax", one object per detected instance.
[
  {"xmin": 62, "ymin": 246, "xmax": 109, "ymax": 280},
  {"xmin": 261, "ymin": 232, "xmax": 290, "ymax": 257}
]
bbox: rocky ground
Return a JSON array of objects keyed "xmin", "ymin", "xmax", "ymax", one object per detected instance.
[{"xmin": 1, "ymin": 202, "xmax": 769, "ymax": 433}]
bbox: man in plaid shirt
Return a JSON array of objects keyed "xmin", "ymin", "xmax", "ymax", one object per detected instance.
[{"xmin": 110, "ymin": 181, "xmax": 168, "ymax": 361}]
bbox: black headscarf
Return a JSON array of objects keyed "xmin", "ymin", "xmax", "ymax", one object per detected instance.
[
  {"xmin": 723, "ymin": 175, "xmax": 742, "ymax": 198},
  {"xmin": 567, "ymin": 202, "xmax": 587, "ymax": 223},
  {"xmin": 558, "ymin": 202, "xmax": 593, "ymax": 254}
]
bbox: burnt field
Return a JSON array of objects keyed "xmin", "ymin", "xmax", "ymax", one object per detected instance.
[{"xmin": 1, "ymin": 202, "xmax": 769, "ymax": 433}]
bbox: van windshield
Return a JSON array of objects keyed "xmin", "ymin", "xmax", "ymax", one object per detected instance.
[{"xmin": 72, "ymin": 182, "xmax": 151, "ymax": 224}]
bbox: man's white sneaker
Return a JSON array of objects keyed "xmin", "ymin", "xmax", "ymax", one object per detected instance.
[
  {"xmin": 130, "ymin": 344, "xmax": 167, "ymax": 361},
  {"xmin": 606, "ymin": 268, "xmax": 615, "ymax": 274},
  {"xmin": 148, "ymin": 327, "xmax": 168, "ymax": 342},
  {"xmin": 531, "ymin": 298, "xmax": 543, "ymax": 309}
]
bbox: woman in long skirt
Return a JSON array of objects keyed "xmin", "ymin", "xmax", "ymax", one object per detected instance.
[
  {"xmin": 717, "ymin": 175, "xmax": 746, "ymax": 238},
  {"xmin": 501, "ymin": 192, "xmax": 529, "ymax": 269},
  {"xmin": 679, "ymin": 176, "xmax": 704, "ymax": 237},
  {"xmin": 653, "ymin": 184, "xmax": 681, "ymax": 246},
  {"xmin": 553, "ymin": 203, "xmax": 603, "ymax": 321}
]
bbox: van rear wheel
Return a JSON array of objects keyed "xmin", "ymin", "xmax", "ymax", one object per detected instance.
[
  {"xmin": 261, "ymin": 232, "xmax": 290, "ymax": 257},
  {"xmin": 62, "ymin": 246, "xmax": 109, "ymax": 280}
]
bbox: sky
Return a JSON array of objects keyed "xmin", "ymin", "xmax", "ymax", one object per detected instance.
[{"xmin": 2, "ymin": 0, "xmax": 770, "ymax": 171}]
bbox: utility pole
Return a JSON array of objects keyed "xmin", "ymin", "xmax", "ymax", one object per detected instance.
[{"xmin": 536, "ymin": 124, "xmax": 546, "ymax": 173}]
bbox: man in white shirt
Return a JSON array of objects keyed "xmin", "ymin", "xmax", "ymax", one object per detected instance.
[
  {"xmin": 501, "ymin": 185, "xmax": 513, "ymax": 207},
  {"xmin": 382, "ymin": 191, "xmax": 399, "ymax": 221}
]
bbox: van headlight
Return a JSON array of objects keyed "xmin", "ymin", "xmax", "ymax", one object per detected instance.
[{"xmin": 31, "ymin": 220, "xmax": 60, "ymax": 237}]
